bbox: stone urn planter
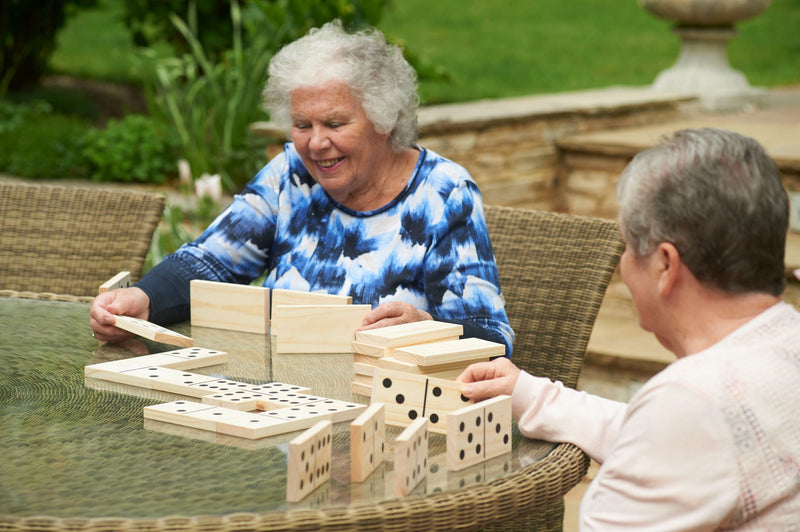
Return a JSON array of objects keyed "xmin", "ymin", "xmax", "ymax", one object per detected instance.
[{"xmin": 638, "ymin": 0, "xmax": 771, "ymax": 107}]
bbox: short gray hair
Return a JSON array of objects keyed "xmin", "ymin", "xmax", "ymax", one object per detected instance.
[
  {"xmin": 617, "ymin": 127, "xmax": 788, "ymax": 296},
  {"xmin": 263, "ymin": 20, "xmax": 419, "ymax": 152}
]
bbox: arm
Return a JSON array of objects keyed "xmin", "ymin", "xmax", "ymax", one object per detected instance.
[
  {"xmin": 512, "ymin": 371, "xmax": 627, "ymax": 463},
  {"xmin": 580, "ymin": 383, "xmax": 738, "ymax": 530},
  {"xmin": 424, "ymin": 179, "xmax": 514, "ymax": 355},
  {"xmin": 458, "ymin": 359, "xmax": 626, "ymax": 462},
  {"xmin": 134, "ymin": 154, "xmax": 286, "ymax": 323}
]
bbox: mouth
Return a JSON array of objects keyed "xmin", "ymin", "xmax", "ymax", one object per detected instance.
[{"xmin": 316, "ymin": 157, "xmax": 344, "ymax": 169}]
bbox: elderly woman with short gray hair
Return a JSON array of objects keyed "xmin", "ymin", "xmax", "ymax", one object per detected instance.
[
  {"xmin": 459, "ymin": 128, "xmax": 800, "ymax": 529},
  {"xmin": 90, "ymin": 21, "xmax": 514, "ymax": 355}
]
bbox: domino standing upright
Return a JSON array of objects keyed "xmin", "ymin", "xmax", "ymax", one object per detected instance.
[
  {"xmin": 371, "ymin": 368, "xmax": 473, "ymax": 434},
  {"xmin": 98, "ymin": 271, "xmax": 131, "ymax": 294},
  {"xmin": 446, "ymin": 395, "xmax": 513, "ymax": 471},
  {"xmin": 393, "ymin": 416, "xmax": 428, "ymax": 497},
  {"xmin": 287, "ymin": 420, "xmax": 333, "ymax": 502},
  {"xmin": 350, "ymin": 402, "xmax": 386, "ymax": 482}
]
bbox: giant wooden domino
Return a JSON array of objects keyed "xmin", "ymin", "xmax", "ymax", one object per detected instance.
[
  {"xmin": 271, "ymin": 288, "xmax": 352, "ymax": 310},
  {"xmin": 371, "ymin": 368, "xmax": 473, "ymax": 434},
  {"xmin": 446, "ymin": 395, "xmax": 513, "ymax": 471},
  {"xmin": 287, "ymin": 420, "xmax": 332, "ymax": 502},
  {"xmin": 271, "ymin": 304, "xmax": 371, "ymax": 353},
  {"xmin": 98, "ymin": 271, "xmax": 131, "ymax": 294},
  {"xmin": 392, "ymin": 337, "xmax": 505, "ymax": 366},
  {"xmin": 190, "ymin": 279, "xmax": 270, "ymax": 334},
  {"xmin": 112, "ymin": 315, "xmax": 194, "ymax": 347},
  {"xmin": 355, "ymin": 320, "xmax": 463, "ymax": 348},
  {"xmin": 393, "ymin": 417, "xmax": 428, "ymax": 497},
  {"xmin": 350, "ymin": 402, "xmax": 386, "ymax": 482},
  {"xmin": 85, "ymin": 347, "xmax": 366, "ymax": 440}
]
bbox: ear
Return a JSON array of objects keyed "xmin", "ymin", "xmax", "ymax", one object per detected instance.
[{"xmin": 655, "ymin": 242, "xmax": 682, "ymax": 296}]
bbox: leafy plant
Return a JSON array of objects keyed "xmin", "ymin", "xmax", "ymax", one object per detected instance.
[
  {"xmin": 0, "ymin": 102, "xmax": 92, "ymax": 178},
  {"xmin": 138, "ymin": 0, "xmax": 275, "ymax": 191},
  {"xmin": 81, "ymin": 114, "xmax": 178, "ymax": 183}
]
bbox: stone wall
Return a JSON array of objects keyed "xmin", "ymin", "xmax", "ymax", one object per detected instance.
[{"xmin": 251, "ymin": 86, "xmax": 800, "ymax": 222}]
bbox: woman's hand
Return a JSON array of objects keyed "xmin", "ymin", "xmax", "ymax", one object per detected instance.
[
  {"xmin": 358, "ymin": 301, "xmax": 433, "ymax": 331},
  {"xmin": 89, "ymin": 287, "xmax": 151, "ymax": 343},
  {"xmin": 457, "ymin": 358, "xmax": 521, "ymax": 401}
]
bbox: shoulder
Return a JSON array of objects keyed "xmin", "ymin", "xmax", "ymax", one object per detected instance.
[
  {"xmin": 409, "ymin": 148, "xmax": 483, "ymax": 215},
  {"xmin": 416, "ymin": 147, "xmax": 476, "ymax": 187}
]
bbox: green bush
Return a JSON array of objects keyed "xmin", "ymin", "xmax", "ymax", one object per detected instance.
[
  {"xmin": 81, "ymin": 114, "xmax": 178, "ymax": 183},
  {"xmin": 0, "ymin": 104, "xmax": 92, "ymax": 178}
]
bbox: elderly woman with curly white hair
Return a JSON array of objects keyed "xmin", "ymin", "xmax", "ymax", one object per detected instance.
[{"xmin": 90, "ymin": 20, "xmax": 514, "ymax": 355}]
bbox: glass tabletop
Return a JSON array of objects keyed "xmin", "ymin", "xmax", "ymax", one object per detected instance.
[{"xmin": 0, "ymin": 297, "xmax": 555, "ymax": 520}]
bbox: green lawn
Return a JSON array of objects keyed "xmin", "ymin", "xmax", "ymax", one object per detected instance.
[{"xmin": 49, "ymin": 0, "xmax": 800, "ymax": 105}]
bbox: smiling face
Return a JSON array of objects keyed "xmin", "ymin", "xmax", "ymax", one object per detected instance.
[{"xmin": 290, "ymin": 80, "xmax": 398, "ymax": 209}]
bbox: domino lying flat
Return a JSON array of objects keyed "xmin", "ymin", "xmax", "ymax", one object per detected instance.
[
  {"xmin": 86, "ymin": 346, "xmax": 366, "ymax": 440},
  {"xmin": 371, "ymin": 368, "xmax": 473, "ymax": 434},
  {"xmin": 446, "ymin": 395, "xmax": 513, "ymax": 471},
  {"xmin": 112, "ymin": 315, "xmax": 194, "ymax": 348},
  {"xmin": 391, "ymin": 337, "xmax": 505, "ymax": 366},
  {"xmin": 355, "ymin": 320, "xmax": 463, "ymax": 348},
  {"xmin": 143, "ymin": 398, "xmax": 362, "ymax": 440},
  {"xmin": 85, "ymin": 347, "xmax": 228, "ymax": 379}
]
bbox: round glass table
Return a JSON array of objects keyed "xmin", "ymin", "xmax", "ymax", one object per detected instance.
[{"xmin": 0, "ymin": 296, "xmax": 588, "ymax": 531}]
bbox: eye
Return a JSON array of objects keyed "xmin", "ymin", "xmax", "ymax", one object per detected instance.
[
  {"xmin": 292, "ymin": 121, "xmax": 310, "ymax": 130},
  {"xmin": 326, "ymin": 121, "xmax": 342, "ymax": 129}
]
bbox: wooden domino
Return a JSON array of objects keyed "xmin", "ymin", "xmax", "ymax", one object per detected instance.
[
  {"xmin": 85, "ymin": 348, "xmax": 228, "ymax": 382},
  {"xmin": 271, "ymin": 288, "xmax": 352, "ymax": 311},
  {"xmin": 144, "ymin": 401, "xmax": 304, "ymax": 439},
  {"xmin": 112, "ymin": 315, "xmax": 193, "ymax": 347},
  {"xmin": 271, "ymin": 304, "xmax": 371, "ymax": 353},
  {"xmin": 392, "ymin": 337, "xmax": 505, "ymax": 366},
  {"xmin": 263, "ymin": 398, "xmax": 366, "ymax": 424},
  {"xmin": 352, "ymin": 381, "xmax": 373, "ymax": 397},
  {"xmin": 350, "ymin": 402, "xmax": 386, "ymax": 482},
  {"xmin": 377, "ymin": 355, "xmax": 488, "ymax": 376},
  {"xmin": 98, "ymin": 271, "xmax": 131, "ymax": 294},
  {"xmin": 393, "ymin": 417, "xmax": 428, "ymax": 497},
  {"xmin": 287, "ymin": 420, "xmax": 333, "ymax": 502},
  {"xmin": 446, "ymin": 395, "xmax": 513, "ymax": 471},
  {"xmin": 355, "ymin": 320, "xmax": 462, "ymax": 348},
  {"xmin": 352, "ymin": 341, "xmax": 389, "ymax": 358},
  {"xmin": 371, "ymin": 368, "xmax": 473, "ymax": 434},
  {"xmin": 190, "ymin": 279, "xmax": 270, "ymax": 334},
  {"xmin": 201, "ymin": 382, "xmax": 314, "ymax": 411}
]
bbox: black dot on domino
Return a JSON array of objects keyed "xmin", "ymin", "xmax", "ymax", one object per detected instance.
[
  {"xmin": 430, "ymin": 413, "xmax": 439, "ymax": 424},
  {"xmin": 396, "ymin": 393, "xmax": 405, "ymax": 404},
  {"xmin": 460, "ymin": 394, "xmax": 470, "ymax": 402},
  {"xmin": 408, "ymin": 409, "xmax": 418, "ymax": 420},
  {"xmin": 382, "ymin": 378, "xmax": 392, "ymax": 388},
  {"xmin": 432, "ymin": 386, "xmax": 442, "ymax": 397}
]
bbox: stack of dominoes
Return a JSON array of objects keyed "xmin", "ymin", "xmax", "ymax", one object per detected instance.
[{"xmin": 350, "ymin": 320, "xmax": 505, "ymax": 397}]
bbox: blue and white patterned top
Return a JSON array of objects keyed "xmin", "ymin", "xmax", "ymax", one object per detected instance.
[{"xmin": 138, "ymin": 144, "xmax": 514, "ymax": 355}]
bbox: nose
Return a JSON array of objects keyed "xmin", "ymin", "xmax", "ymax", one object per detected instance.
[{"xmin": 308, "ymin": 126, "xmax": 331, "ymax": 152}]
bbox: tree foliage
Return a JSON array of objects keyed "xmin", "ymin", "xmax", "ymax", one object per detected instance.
[{"xmin": 0, "ymin": 0, "xmax": 97, "ymax": 93}]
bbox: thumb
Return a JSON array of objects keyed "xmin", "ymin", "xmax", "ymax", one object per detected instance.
[{"xmin": 460, "ymin": 378, "xmax": 508, "ymax": 402}]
